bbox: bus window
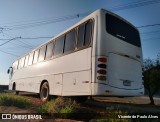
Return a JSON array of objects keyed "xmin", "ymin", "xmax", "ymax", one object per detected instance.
[
  {"xmin": 84, "ymin": 20, "xmax": 92, "ymax": 46},
  {"xmin": 54, "ymin": 36, "xmax": 64, "ymax": 56},
  {"xmin": 15, "ymin": 61, "xmax": 18, "ymax": 70},
  {"xmin": 21, "ymin": 57, "xmax": 25, "ymax": 68},
  {"xmin": 28, "ymin": 52, "xmax": 34, "ymax": 65},
  {"xmin": 12, "ymin": 61, "xmax": 18, "ymax": 72},
  {"xmin": 38, "ymin": 46, "xmax": 46, "ymax": 62},
  {"xmin": 24, "ymin": 55, "xmax": 29, "ymax": 67},
  {"xmin": 46, "ymin": 42, "xmax": 54, "ymax": 59},
  {"xmin": 64, "ymin": 30, "xmax": 75, "ymax": 53},
  {"xmin": 18, "ymin": 59, "xmax": 21, "ymax": 69},
  {"xmin": 33, "ymin": 50, "xmax": 39, "ymax": 64},
  {"xmin": 77, "ymin": 24, "xmax": 85, "ymax": 49}
]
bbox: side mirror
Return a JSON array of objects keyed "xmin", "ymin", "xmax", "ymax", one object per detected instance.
[
  {"xmin": 7, "ymin": 67, "xmax": 12, "ymax": 74},
  {"xmin": 7, "ymin": 69, "xmax": 10, "ymax": 74}
]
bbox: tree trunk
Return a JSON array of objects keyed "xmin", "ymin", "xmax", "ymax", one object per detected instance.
[
  {"xmin": 147, "ymin": 87, "xmax": 155, "ymax": 105},
  {"xmin": 149, "ymin": 94, "xmax": 155, "ymax": 105}
]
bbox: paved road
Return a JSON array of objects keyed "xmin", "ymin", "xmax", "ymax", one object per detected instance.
[{"xmin": 94, "ymin": 96, "xmax": 160, "ymax": 105}]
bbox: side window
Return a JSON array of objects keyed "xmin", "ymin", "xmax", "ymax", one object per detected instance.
[
  {"xmin": 15, "ymin": 61, "xmax": 18, "ymax": 70},
  {"xmin": 77, "ymin": 24, "xmax": 85, "ymax": 48},
  {"xmin": 46, "ymin": 42, "xmax": 54, "ymax": 59},
  {"xmin": 12, "ymin": 61, "xmax": 18, "ymax": 72},
  {"xmin": 21, "ymin": 57, "xmax": 25, "ymax": 68},
  {"xmin": 84, "ymin": 20, "xmax": 93, "ymax": 46},
  {"xmin": 33, "ymin": 50, "xmax": 39, "ymax": 64},
  {"xmin": 18, "ymin": 59, "xmax": 21, "ymax": 69},
  {"xmin": 28, "ymin": 52, "xmax": 34, "ymax": 65},
  {"xmin": 64, "ymin": 30, "xmax": 75, "ymax": 53},
  {"xmin": 54, "ymin": 36, "xmax": 64, "ymax": 56},
  {"xmin": 24, "ymin": 55, "xmax": 29, "ymax": 67},
  {"xmin": 38, "ymin": 46, "xmax": 46, "ymax": 62}
]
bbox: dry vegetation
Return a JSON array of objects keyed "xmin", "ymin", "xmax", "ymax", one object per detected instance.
[{"xmin": 0, "ymin": 93, "xmax": 160, "ymax": 121}]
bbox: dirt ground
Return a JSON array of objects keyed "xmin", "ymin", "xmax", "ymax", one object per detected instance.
[
  {"xmin": 94, "ymin": 96, "xmax": 160, "ymax": 105},
  {"xmin": 0, "ymin": 92, "xmax": 160, "ymax": 121}
]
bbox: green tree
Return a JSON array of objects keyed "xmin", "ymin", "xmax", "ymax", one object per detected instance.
[{"xmin": 143, "ymin": 54, "xmax": 160, "ymax": 105}]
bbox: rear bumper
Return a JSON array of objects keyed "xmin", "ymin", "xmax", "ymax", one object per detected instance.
[
  {"xmin": 105, "ymin": 86, "xmax": 144, "ymax": 96},
  {"xmin": 93, "ymin": 83, "xmax": 144, "ymax": 96}
]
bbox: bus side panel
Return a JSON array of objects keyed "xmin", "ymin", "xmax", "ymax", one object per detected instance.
[
  {"xmin": 62, "ymin": 48, "xmax": 92, "ymax": 96},
  {"xmin": 62, "ymin": 71, "xmax": 91, "ymax": 96},
  {"xmin": 10, "ymin": 48, "xmax": 92, "ymax": 96},
  {"xmin": 15, "ymin": 76, "xmax": 41, "ymax": 93},
  {"xmin": 53, "ymin": 74, "xmax": 63, "ymax": 95}
]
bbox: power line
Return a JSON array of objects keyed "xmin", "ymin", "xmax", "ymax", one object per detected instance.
[
  {"xmin": 110, "ymin": 0, "xmax": 160, "ymax": 11},
  {"xmin": 0, "ymin": 0, "xmax": 159, "ymax": 31},
  {"xmin": 0, "ymin": 36, "xmax": 53, "ymax": 41},
  {"xmin": 20, "ymin": 36, "xmax": 53, "ymax": 39},
  {"xmin": 0, "ymin": 22, "xmax": 159, "ymax": 47},
  {"xmin": 140, "ymin": 30, "xmax": 160, "ymax": 34},
  {"xmin": 2, "ymin": 13, "xmax": 87, "ymax": 31},
  {"xmin": 0, "ymin": 0, "xmax": 159, "ymax": 55},
  {"xmin": 0, "ymin": 33, "xmax": 36, "ymax": 50},
  {"xmin": 0, "ymin": 23, "xmax": 159, "ymax": 47},
  {"xmin": 137, "ymin": 23, "xmax": 160, "ymax": 28},
  {"xmin": 141, "ymin": 37, "xmax": 160, "ymax": 41},
  {"xmin": 0, "ymin": 49, "xmax": 20, "ymax": 57},
  {"xmin": 0, "ymin": 37, "xmax": 21, "ymax": 47}
]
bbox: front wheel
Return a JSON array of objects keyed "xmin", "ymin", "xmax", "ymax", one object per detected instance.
[{"xmin": 40, "ymin": 82, "xmax": 49, "ymax": 102}]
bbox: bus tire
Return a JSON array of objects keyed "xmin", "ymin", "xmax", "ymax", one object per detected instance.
[{"xmin": 40, "ymin": 82, "xmax": 49, "ymax": 102}]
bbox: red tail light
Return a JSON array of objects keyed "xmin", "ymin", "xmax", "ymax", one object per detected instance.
[
  {"xmin": 97, "ymin": 70, "xmax": 107, "ymax": 74},
  {"xmin": 98, "ymin": 58, "xmax": 107, "ymax": 62},
  {"xmin": 97, "ymin": 57, "xmax": 107, "ymax": 81}
]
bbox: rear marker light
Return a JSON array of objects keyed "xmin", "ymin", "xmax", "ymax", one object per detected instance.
[
  {"xmin": 98, "ymin": 64, "xmax": 107, "ymax": 69},
  {"xmin": 98, "ymin": 58, "xmax": 107, "ymax": 62},
  {"xmin": 97, "ymin": 70, "xmax": 107, "ymax": 74},
  {"xmin": 97, "ymin": 76, "xmax": 106, "ymax": 81}
]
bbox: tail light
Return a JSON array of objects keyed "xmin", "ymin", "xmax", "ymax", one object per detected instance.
[
  {"xmin": 97, "ymin": 57, "xmax": 107, "ymax": 81},
  {"xmin": 97, "ymin": 76, "xmax": 106, "ymax": 80},
  {"xmin": 98, "ymin": 64, "xmax": 107, "ymax": 69},
  {"xmin": 98, "ymin": 58, "xmax": 107, "ymax": 62},
  {"xmin": 97, "ymin": 70, "xmax": 106, "ymax": 74}
]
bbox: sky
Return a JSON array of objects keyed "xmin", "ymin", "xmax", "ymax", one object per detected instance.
[{"xmin": 0, "ymin": 0, "xmax": 160, "ymax": 85}]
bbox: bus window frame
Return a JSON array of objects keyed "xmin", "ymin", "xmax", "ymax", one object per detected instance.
[
  {"xmin": 77, "ymin": 19, "xmax": 94, "ymax": 51},
  {"xmin": 13, "ymin": 18, "xmax": 94, "ymax": 68},
  {"xmin": 63, "ymin": 29, "xmax": 76, "ymax": 54}
]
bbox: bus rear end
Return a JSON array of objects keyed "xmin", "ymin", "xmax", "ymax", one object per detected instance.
[{"xmin": 93, "ymin": 10, "xmax": 144, "ymax": 96}]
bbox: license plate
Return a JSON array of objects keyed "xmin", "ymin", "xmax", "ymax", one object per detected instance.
[{"xmin": 123, "ymin": 81, "xmax": 131, "ymax": 86}]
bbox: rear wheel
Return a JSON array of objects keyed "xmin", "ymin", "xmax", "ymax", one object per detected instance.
[{"xmin": 40, "ymin": 82, "xmax": 49, "ymax": 102}]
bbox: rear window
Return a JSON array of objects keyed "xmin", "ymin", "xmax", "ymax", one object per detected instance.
[{"xmin": 106, "ymin": 14, "xmax": 141, "ymax": 47}]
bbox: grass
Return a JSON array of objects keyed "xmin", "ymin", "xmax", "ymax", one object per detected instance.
[
  {"xmin": 37, "ymin": 97, "xmax": 77, "ymax": 118},
  {"xmin": 0, "ymin": 93, "xmax": 159, "ymax": 121},
  {"xmin": 0, "ymin": 93, "xmax": 32, "ymax": 108},
  {"xmin": 37, "ymin": 97, "xmax": 132, "ymax": 121}
]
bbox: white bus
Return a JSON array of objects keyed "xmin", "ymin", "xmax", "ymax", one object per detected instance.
[{"xmin": 8, "ymin": 9, "xmax": 144, "ymax": 101}]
